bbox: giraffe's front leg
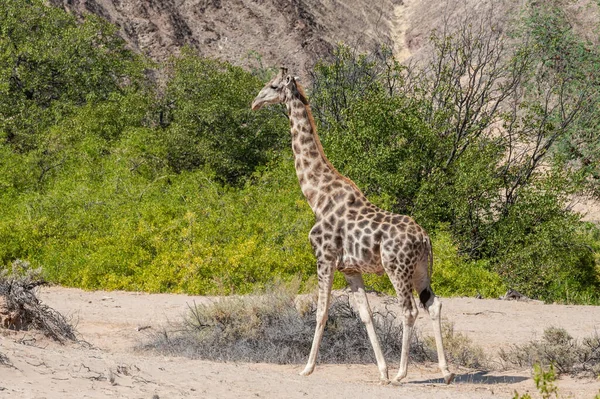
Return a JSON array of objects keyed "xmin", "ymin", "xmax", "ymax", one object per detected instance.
[
  {"xmin": 345, "ymin": 273, "xmax": 389, "ymax": 383},
  {"xmin": 300, "ymin": 256, "xmax": 335, "ymax": 376}
]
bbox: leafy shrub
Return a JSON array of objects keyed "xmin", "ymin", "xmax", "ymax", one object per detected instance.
[
  {"xmin": 490, "ymin": 186, "xmax": 600, "ymax": 303},
  {"xmin": 430, "ymin": 226, "xmax": 506, "ymax": 298},
  {"xmin": 0, "ymin": 154, "xmax": 316, "ymax": 294},
  {"xmin": 1, "ymin": 0, "xmax": 599, "ymax": 305},
  {"xmin": 309, "ymin": 19, "xmax": 600, "ymax": 303},
  {"xmin": 0, "ymin": 0, "xmax": 307, "ymax": 294},
  {"xmin": 159, "ymin": 49, "xmax": 288, "ymax": 183},
  {"xmin": 513, "ymin": 363, "xmax": 560, "ymax": 399},
  {"xmin": 0, "ymin": 0, "xmax": 145, "ymax": 152},
  {"xmin": 512, "ymin": 363, "xmax": 600, "ymax": 399}
]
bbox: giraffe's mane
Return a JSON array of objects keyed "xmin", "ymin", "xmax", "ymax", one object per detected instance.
[{"xmin": 295, "ymin": 82, "xmax": 364, "ymax": 196}]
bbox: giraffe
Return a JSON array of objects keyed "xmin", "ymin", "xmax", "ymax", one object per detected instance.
[{"xmin": 251, "ymin": 67, "xmax": 454, "ymax": 385}]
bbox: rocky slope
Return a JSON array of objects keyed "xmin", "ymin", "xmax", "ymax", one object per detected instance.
[
  {"xmin": 48, "ymin": 0, "xmax": 600, "ymax": 75},
  {"xmin": 49, "ymin": 0, "xmax": 403, "ymax": 76}
]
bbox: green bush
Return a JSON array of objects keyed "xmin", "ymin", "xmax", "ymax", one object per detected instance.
[
  {"xmin": 0, "ymin": 0, "xmax": 145, "ymax": 152},
  {"xmin": 513, "ymin": 363, "xmax": 560, "ymax": 399},
  {"xmin": 430, "ymin": 226, "xmax": 506, "ymax": 298},
  {"xmin": 309, "ymin": 30, "xmax": 600, "ymax": 303},
  {"xmin": 159, "ymin": 49, "xmax": 288, "ymax": 183},
  {"xmin": 0, "ymin": 153, "xmax": 316, "ymax": 293}
]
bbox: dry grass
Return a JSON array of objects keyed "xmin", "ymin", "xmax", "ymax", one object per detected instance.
[
  {"xmin": 424, "ymin": 322, "xmax": 489, "ymax": 369},
  {"xmin": 499, "ymin": 327, "xmax": 600, "ymax": 377},
  {"xmin": 140, "ymin": 279, "xmax": 487, "ymax": 368},
  {"xmin": 0, "ymin": 260, "xmax": 78, "ymax": 343}
]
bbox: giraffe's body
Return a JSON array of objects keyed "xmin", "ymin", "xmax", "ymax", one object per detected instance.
[{"xmin": 252, "ymin": 68, "xmax": 454, "ymax": 384}]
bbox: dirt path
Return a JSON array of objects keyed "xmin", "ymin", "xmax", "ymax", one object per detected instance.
[{"xmin": 0, "ymin": 287, "xmax": 599, "ymax": 398}]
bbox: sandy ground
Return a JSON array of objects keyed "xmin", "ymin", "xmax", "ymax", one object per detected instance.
[{"xmin": 1, "ymin": 287, "xmax": 599, "ymax": 399}]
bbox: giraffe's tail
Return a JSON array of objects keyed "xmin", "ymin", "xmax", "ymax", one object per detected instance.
[{"xmin": 426, "ymin": 235, "xmax": 434, "ymax": 280}]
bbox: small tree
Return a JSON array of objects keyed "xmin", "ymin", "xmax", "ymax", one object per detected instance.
[{"xmin": 158, "ymin": 49, "xmax": 288, "ymax": 183}]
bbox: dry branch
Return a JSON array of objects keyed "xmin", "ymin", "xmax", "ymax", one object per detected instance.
[{"xmin": 0, "ymin": 260, "xmax": 78, "ymax": 343}]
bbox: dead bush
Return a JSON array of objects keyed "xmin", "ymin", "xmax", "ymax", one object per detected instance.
[
  {"xmin": 140, "ymin": 279, "xmax": 487, "ymax": 367},
  {"xmin": 0, "ymin": 260, "xmax": 77, "ymax": 343},
  {"xmin": 423, "ymin": 322, "xmax": 489, "ymax": 369},
  {"xmin": 499, "ymin": 327, "xmax": 600, "ymax": 376}
]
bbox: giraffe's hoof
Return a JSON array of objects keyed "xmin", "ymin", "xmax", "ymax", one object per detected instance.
[
  {"xmin": 379, "ymin": 370, "xmax": 390, "ymax": 384},
  {"xmin": 391, "ymin": 376, "xmax": 405, "ymax": 385},
  {"xmin": 444, "ymin": 372, "xmax": 455, "ymax": 385},
  {"xmin": 299, "ymin": 367, "xmax": 314, "ymax": 377}
]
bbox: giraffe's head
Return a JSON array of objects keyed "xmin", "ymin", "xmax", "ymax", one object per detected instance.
[{"xmin": 251, "ymin": 67, "xmax": 302, "ymax": 110}]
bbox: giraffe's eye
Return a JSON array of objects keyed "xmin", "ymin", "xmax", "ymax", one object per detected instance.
[{"xmin": 270, "ymin": 85, "xmax": 278, "ymax": 89}]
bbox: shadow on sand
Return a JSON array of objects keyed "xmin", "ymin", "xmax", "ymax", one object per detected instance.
[{"xmin": 410, "ymin": 370, "xmax": 529, "ymax": 385}]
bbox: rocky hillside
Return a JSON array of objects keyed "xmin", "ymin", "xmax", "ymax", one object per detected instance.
[
  {"xmin": 46, "ymin": 0, "xmax": 516, "ymax": 74},
  {"xmin": 47, "ymin": 0, "xmax": 600, "ymax": 76},
  {"xmin": 49, "ymin": 0, "xmax": 402, "ymax": 77}
]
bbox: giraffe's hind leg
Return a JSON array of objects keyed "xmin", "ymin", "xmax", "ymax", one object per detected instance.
[
  {"xmin": 381, "ymin": 256, "xmax": 420, "ymax": 383},
  {"xmin": 345, "ymin": 273, "xmax": 389, "ymax": 382},
  {"xmin": 391, "ymin": 281, "xmax": 418, "ymax": 383},
  {"xmin": 418, "ymin": 285, "xmax": 455, "ymax": 384},
  {"xmin": 412, "ymin": 239, "xmax": 454, "ymax": 384}
]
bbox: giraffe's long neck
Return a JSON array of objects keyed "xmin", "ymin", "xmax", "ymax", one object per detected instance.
[{"xmin": 286, "ymin": 93, "xmax": 362, "ymax": 215}]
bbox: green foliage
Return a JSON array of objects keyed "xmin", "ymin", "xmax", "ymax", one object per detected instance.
[
  {"xmin": 513, "ymin": 364, "xmax": 600, "ymax": 399},
  {"xmin": 518, "ymin": 0, "xmax": 600, "ymax": 197},
  {"xmin": 513, "ymin": 364, "xmax": 558, "ymax": 399},
  {"xmin": 312, "ymin": 45, "xmax": 434, "ymax": 213},
  {"xmin": 430, "ymin": 226, "xmax": 506, "ymax": 298},
  {"xmin": 0, "ymin": 0, "xmax": 306, "ymax": 294},
  {"xmin": 490, "ymin": 186, "xmax": 600, "ymax": 303},
  {"xmin": 0, "ymin": 0, "xmax": 145, "ymax": 152},
  {"xmin": 1, "ymin": 154, "xmax": 315, "ymax": 293},
  {"xmin": 310, "ymin": 14, "xmax": 600, "ymax": 303},
  {"xmin": 533, "ymin": 363, "xmax": 559, "ymax": 399},
  {"xmin": 159, "ymin": 49, "xmax": 288, "ymax": 183}
]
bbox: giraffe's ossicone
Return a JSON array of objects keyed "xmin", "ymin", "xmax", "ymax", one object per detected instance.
[{"xmin": 252, "ymin": 67, "xmax": 454, "ymax": 385}]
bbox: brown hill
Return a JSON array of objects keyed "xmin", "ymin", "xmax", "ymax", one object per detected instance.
[
  {"xmin": 49, "ymin": 0, "xmax": 403, "ymax": 77},
  {"xmin": 48, "ymin": 0, "xmax": 600, "ymax": 72}
]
